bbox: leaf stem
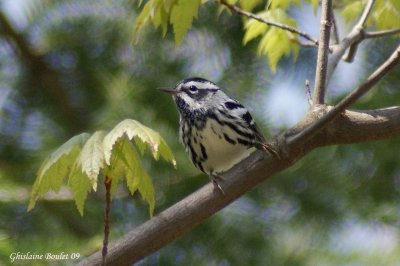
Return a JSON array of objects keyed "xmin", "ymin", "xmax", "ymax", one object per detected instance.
[{"xmin": 102, "ymin": 176, "xmax": 112, "ymax": 266}]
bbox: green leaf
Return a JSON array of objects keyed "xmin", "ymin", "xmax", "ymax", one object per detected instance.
[
  {"xmin": 108, "ymin": 137, "xmax": 155, "ymax": 216},
  {"xmin": 170, "ymin": 0, "xmax": 201, "ymax": 46},
  {"xmin": 68, "ymin": 161, "xmax": 93, "ymax": 216},
  {"xmin": 133, "ymin": 0, "xmax": 153, "ymax": 43},
  {"xmin": 30, "ymin": 118, "xmax": 175, "ymax": 217},
  {"xmin": 153, "ymin": 2, "xmax": 170, "ymax": 36},
  {"xmin": 77, "ymin": 131, "xmax": 106, "ymax": 191},
  {"xmin": 239, "ymin": 0, "xmax": 262, "ymax": 11},
  {"xmin": 249, "ymin": 9, "xmax": 297, "ymax": 71},
  {"xmin": 259, "ymin": 28, "xmax": 292, "ymax": 72},
  {"xmin": 340, "ymin": 1, "xmax": 363, "ymax": 22},
  {"xmin": 243, "ymin": 13, "xmax": 269, "ymax": 44},
  {"xmin": 372, "ymin": 0, "xmax": 400, "ymax": 29},
  {"xmin": 270, "ymin": 0, "xmax": 300, "ymax": 9},
  {"xmin": 308, "ymin": 0, "xmax": 318, "ymax": 13},
  {"xmin": 103, "ymin": 119, "xmax": 176, "ymax": 167},
  {"xmin": 28, "ymin": 133, "xmax": 90, "ymax": 211},
  {"xmin": 102, "ymin": 119, "xmax": 176, "ymax": 216}
]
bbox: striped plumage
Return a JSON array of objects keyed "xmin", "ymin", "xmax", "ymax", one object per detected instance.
[{"xmin": 160, "ymin": 77, "xmax": 276, "ymax": 192}]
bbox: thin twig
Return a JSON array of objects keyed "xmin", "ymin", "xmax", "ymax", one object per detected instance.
[
  {"xmin": 356, "ymin": 0, "xmax": 375, "ymax": 28},
  {"xmin": 331, "ymin": 10, "xmax": 340, "ymax": 45},
  {"xmin": 312, "ymin": 0, "xmax": 333, "ymax": 105},
  {"xmin": 289, "ymin": 44, "xmax": 400, "ymax": 145},
  {"xmin": 217, "ymin": 0, "xmax": 319, "ymax": 45},
  {"xmin": 305, "ymin": 80, "xmax": 313, "ymax": 106},
  {"xmin": 292, "ymin": 38, "xmax": 319, "ymax": 48},
  {"xmin": 365, "ymin": 28, "xmax": 400, "ymax": 38},
  {"xmin": 343, "ymin": 0, "xmax": 375, "ymax": 62}
]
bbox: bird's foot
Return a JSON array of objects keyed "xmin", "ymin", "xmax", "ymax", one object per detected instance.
[
  {"xmin": 209, "ymin": 175, "xmax": 225, "ymax": 195},
  {"xmin": 261, "ymin": 142, "xmax": 280, "ymax": 160}
]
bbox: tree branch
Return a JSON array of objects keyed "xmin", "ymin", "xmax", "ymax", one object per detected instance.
[
  {"xmin": 330, "ymin": 10, "xmax": 340, "ymax": 45},
  {"xmin": 357, "ymin": 0, "xmax": 375, "ymax": 27},
  {"xmin": 217, "ymin": 0, "xmax": 319, "ymax": 46},
  {"xmin": 312, "ymin": 0, "xmax": 333, "ymax": 105},
  {"xmin": 78, "ymin": 104, "xmax": 400, "ymax": 266},
  {"xmin": 364, "ymin": 28, "xmax": 400, "ymax": 39},
  {"xmin": 341, "ymin": 0, "xmax": 375, "ymax": 62},
  {"xmin": 289, "ymin": 44, "xmax": 400, "ymax": 145},
  {"xmin": 327, "ymin": 0, "xmax": 377, "ymax": 76}
]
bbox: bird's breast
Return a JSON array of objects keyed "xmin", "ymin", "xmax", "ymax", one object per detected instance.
[{"xmin": 182, "ymin": 118, "xmax": 252, "ymax": 175}]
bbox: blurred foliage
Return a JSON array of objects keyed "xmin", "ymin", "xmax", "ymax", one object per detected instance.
[
  {"xmin": 0, "ymin": 0, "xmax": 399, "ymax": 265},
  {"xmin": 341, "ymin": 0, "xmax": 400, "ymax": 29}
]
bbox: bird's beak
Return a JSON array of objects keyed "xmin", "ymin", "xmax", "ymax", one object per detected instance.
[{"xmin": 158, "ymin": 87, "xmax": 178, "ymax": 95}]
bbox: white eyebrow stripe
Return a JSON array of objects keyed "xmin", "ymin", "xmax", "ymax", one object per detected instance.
[{"xmin": 187, "ymin": 81, "xmax": 219, "ymax": 90}]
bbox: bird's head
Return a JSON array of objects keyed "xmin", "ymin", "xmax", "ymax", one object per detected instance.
[{"xmin": 160, "ymin": 77, "xmax": 226, "ymax": 113}]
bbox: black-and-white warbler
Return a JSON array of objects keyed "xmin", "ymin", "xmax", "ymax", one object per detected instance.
[{"xmin": 160, "ymin": 77, "xmax": 277, "ymax": 193}]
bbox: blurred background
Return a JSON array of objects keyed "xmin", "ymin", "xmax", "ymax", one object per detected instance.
[{"xmin": 0, "ymin": 0, "xmax": 399, "ymax": 265}]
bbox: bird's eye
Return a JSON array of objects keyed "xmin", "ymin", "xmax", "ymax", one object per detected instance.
[{"xmin": 189, "ymin": 85, "xmax": 197, "ymax": 92}]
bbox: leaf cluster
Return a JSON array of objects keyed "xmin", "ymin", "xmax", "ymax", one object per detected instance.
[
  {"xmin": 133, "ymin": 0, "xmax": 202, "ymax": 45},
  {"xmin": 28, "ymin": 119, "xmax": 176, "ymax": 216},
  {"xmin": 134, "ymin": 0, "xmax": 400, "ymax": 72}
]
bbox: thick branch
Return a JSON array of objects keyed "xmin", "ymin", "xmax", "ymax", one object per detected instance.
[
  {"xmin": 320, "ymin": 106, "xmax": 400, "ymax": 146},
  {"xmin": 217, "ymin": 0, "xmax": 318, "ymax": 46},
  {"xmin": 78, "ymin": 105, "xmax": 400, "ymax": 266},
  {"xmin": 289, "ymin": 44, "xmax": 400, "ymax": 145},
  {"xmin": 312, "ymin": 0, "xmax": 333, "ymax": 105}
]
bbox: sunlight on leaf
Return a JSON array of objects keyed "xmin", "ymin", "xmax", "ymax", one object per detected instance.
[
  {"xmin": 246, "ymin": 8, "xmax": 297, "ymax": 71},
  {"xmin": 103, "ymin": 119, "xmax": 176, "ymax": 167},
  {"xmin": 170, "ymin": 0, "xmax": 201, "ymax": 46},
  {"xmin": 243, "ymin": 13, "xmax": 269, "ymax": 44},
  {"xmin": 133, "ymin": 0, "xmax": 202, "ymax": 45},
  {"xmin": 28, "ymin": 133, "xmax": 90, "ymax": 211},
  {"xmin": 239, "ymin": 0, "xmax": 262, "ymax": 11},
  {"xmin": 78, "ymin": 131, "xmax": 106, "ymax": 191},
  {"xmin": 29, "ymin": 118, "xmax": 175, "ymax": 217}
]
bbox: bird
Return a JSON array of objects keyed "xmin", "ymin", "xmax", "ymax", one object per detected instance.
[{"xmin": 159, "ymin": 77, "xmax": 278, "ymax": 193}]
